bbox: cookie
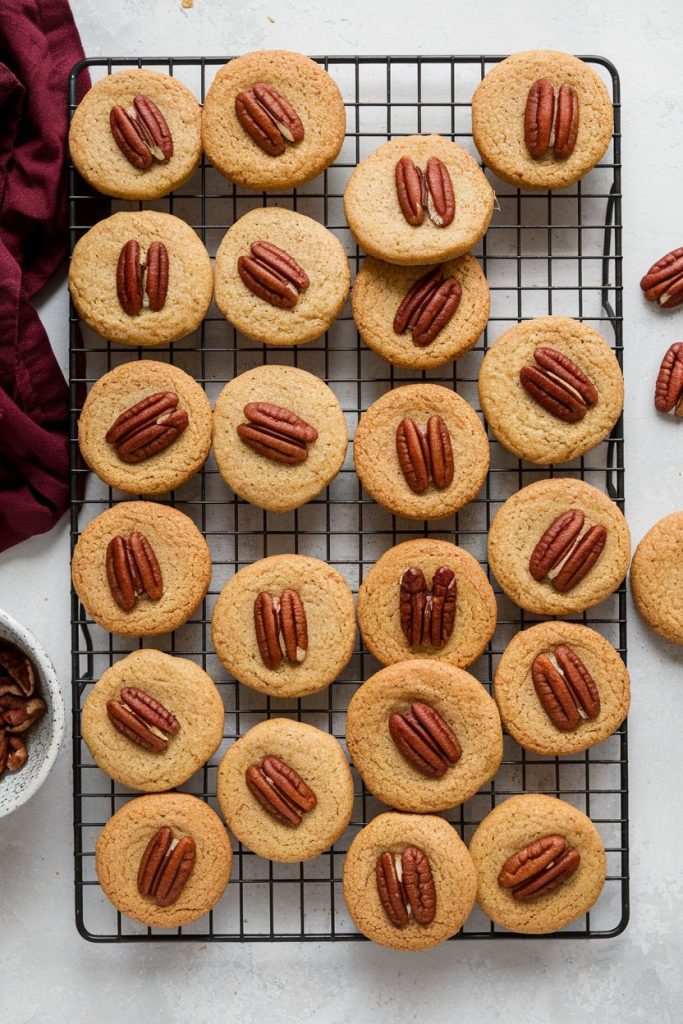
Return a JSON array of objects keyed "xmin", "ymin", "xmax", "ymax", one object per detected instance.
[
  {"xmin": 213, "ymin": 207, "xmax": 350, "ymax": 347},
  {"xmin": 202, "ymin": 50, "xmax": 346, "ymax": 191},
  {"xmin": 95, "ymin": 793, "xmax": 232, "ymax": 928},
  {"xmin": 630, "ymin": 512, "xmax": 683, "ymax": 644},
  {"xmin": 212, "ymin": 364, "xmax": 348, "ymax": 513},
  {"xmin": 82, "ymin": 650, "xmax": 225, "ymax": 791},
  {"xmin": 78, "ymin": 360, "xmax": 212, "ymax": 497},
  {"xmin": 346, "ymin": 660, "xmax": 503, "ymax": 813},
  {"xmin": 352, "ymin": 254, "xmax": 490, "ymax": 369},
  {"xmin": 69, "ymin": 211, "xmax": 213, "ymax": 348},
  {"xmin": 478, "ymin": 317, "xmax": 624, "ymax": 465},
  {"xmin": 488, "ymin": 478, "xmax": 630, "ymax": 615},
  {"xmin": 342, "ymin": 812, "xmax": 477, "ymax": 951},
  {"xmin": 211, "ymin": 554, "xmax": 355, "ymax": 698},
  {"xmin": 69, "ymin": 68, "xmax": 202, "ymax": 200},
  {"xmin": 357, "ymin": 539, "xmax": 497, "ymax": 669},
  {"xmin": 71, "ymin": 501, "xmax": 211, "ymax": 636},
  {"xmin": 343, "ymin": 134, "xmax": 494, "ymax": 266},
  {"xmin": 493, "ymin": 622, "xmax": 630, "ymax": 756},
  {"xmin": 353, "ymin": 383, "xmax": 489, "ymax": 520},
  {"xmin": 468, "ymin": 794, "xmax": 606, "ymax": 934},
  {"xmin": 216, "ymin": 719, "xmax": 353, "ymax": 862},
  {"xmin": 471, "ymin": 51, "xmax": 613, "ymax": 191}
]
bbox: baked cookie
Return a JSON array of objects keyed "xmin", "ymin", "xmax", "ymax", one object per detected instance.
[
  {"xmin": 493, "ymin": 622, "xmax": 630, "ymax": 755},
  {"xmin": 213, "ymin": 364, "xmax": 348, "ymax": 512},
  {"xmin": 71, "ymin": 501, "xmax": 211, "ymax": 636},
  {"xmin": 343, "ymin": 812, "xmax": 477, "ymax": 951},
  {"xmin": 211, "ymin": 554, "xmax": 355, "ymax": 698},
  {"xmin": 630, "ymin": 512, "xmax": 683, "ymax": 644},
  {"xmin": 216, "ymin": 719, "xmax": 353, "ymax": 862},
  {"xmin": 82, "ymin": 650, "xmax": 225, "ymax": 791},
  {"xmin": 202, "ymin": 50, "xmax": 346, "ymax": 191},
  {"xmin": 468, "ymin": 794, "xmax": 606, "ymax": 934},
  {"xmin": 78, "ymin": 360, "xmax": 212, "ymax": 497},
  {"xmin": 346, "ymin": 660, "xmax": 503, "ymax": 813},
  {"xmin": 69, "ymin": 68, "xmax": 202, "ymax": 200},
  {"xmin": 343, "ymin": 134, "xmax": 494, "ymax": 266},
  {"xmin": 352, "ymin": 255, "xmax": 490, "ymax": 369},
  {"xmin": 488, "ymin": 478, "xmax": 630, "ymax": 615},
  {"xmin": 69, "ymin": 211, "xmax": 213, "ymax": 348},
  {"xmin": 357, "ymin": 539, "xmax": 497, "ymax": 669},
  {"xmin": 213, "ymin": 207, "xmax": 350, "ymax": 347},
  {"xmin": 95, "ymin": 793, "xmax": 232, "ymax": 928},
  {"xmin": 353, "ymin": 383, "xmax": 489, "ymax": 520},
  {"xmin": 478, "ymin": 317, "xmax": 623, "ymax": 465},
  {"xmin": 471, "ymin": 51, "xmax": 613, "ymax": 191}
]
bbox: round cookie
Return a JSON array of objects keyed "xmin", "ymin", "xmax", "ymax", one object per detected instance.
[
  {"xmin": 78, "ymin": 360, "xmax": 212, "ymax": 497},
  {"xmin": 69, "ymin": 68, "xmax": 202, "ymax": 200},
  {"xmin": 202, "ymin": 50, "xmax": 346, "ymax": 191},
  {"xmin": 213, "ymin": 364, "xmax": 348, "ymax": 513},
  {"xmin": 211, "ymin": 554, "xmax": 355, "ymax": 698},
  {"xmin": 357, "ymin": 539, "xmax": 497, "ymax": 669},
  {"xmin": 488, "ymin": 478, "xmax": 630, "ymax": 615},
  {"xmin": 82, "ymin": 650, "xmax": 225, "ymax": 791},
  {"xmin": 216, "ymin": 719, "xmax": 353, "ymax": 862},
  {"xmin": 343, "ymin": 812, "xmax": 477, "ymax": 951},
  {"xmin": 494, "ymin": 622, "xmax": 630, "ymax": 755},
  {"xmin": 343, "ymin": 134, "xmax": 494, "ymax": 266},
  {"xmin": 346, "ymin": 660, "xmax": 503, "ymax": 813},
  {"xmin": 630, "ymin": 512, "xmax": 683, "ymax": 644},
  {"xmin": 354, "ymin": 383, "xmax": 489, "ymax": 520},
  {"xmin": 471, "ymin": 50, "xmax": 613, "ymax": 191},
  {"xmin": 71, "ymin": 501, "xmax": 211, "ymax": 637},
  {"xmin": 95, "ymin": 793, "xmax": 232, "ymax": 928},
  {"xmin": 352, "ymin": 254, "xmax": 490, "ymax": 369},
  {"xmin": 478, "ymin": 317, "xmax": 623, "ymax": 465},
  {"xmin": 468, "ymin": 794, "xmax": 606, "ymax": 934},
  {"xmin": 69, "ymin": 211, "xmax": 213, "ymax": 348},
  {"xmin": 213, "ymin": 207, "xmax": 350, "ymax": 347}
]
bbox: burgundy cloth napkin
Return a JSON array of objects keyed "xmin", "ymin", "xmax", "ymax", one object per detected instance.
[{"xmin": 0, "ymin": 0, "xmax": 88, "ymax": 553}]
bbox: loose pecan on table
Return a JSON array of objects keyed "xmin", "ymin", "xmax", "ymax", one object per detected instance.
[
  {"xmin": 655, "ymin": 342, "xmax": 683, "ymax": 415},
  {"xmin": 389, "ymin": 700, "xmax": 461, "ymax": 778},
  {"xmin": 106, "ymin": 686, "xmax": 180, "ymax": 753},
  {"xmin": 105, "ymin": 531, "xmax": 163, "ymax": 612},
  {"xmin": 235, "ymin": 82, "xmax": 305, "ymax": 156},
  {"xmin": 116, "ymin": 239, "xmax": 169, "ymax": 316},
  {"xmin": 393, "ymin": 266, "xmax": 462, "ymax": 347},
  {"xmin": 110, "ymin": 94, "xmax": 174, "ymax": 170},
  {"xmin": 396, "ymin": 415, "xmax": 454, "ymax": 493},
  {"xmin": 498, "ymin": 834, "xmax": 581, "ymax": 901},
  {"xmin": 395, "ymin": 156, "xmax": 455, "ymax": 228},
  {"xmin": 238, "ymin": 240, "xmax": 309, "ymax": 309},
  {"xmin": 532, "ymin": 645, "xmax": 600, "ymax": 731},
  {"xmin": 105, "ymin": 391, "xmax": 189, "ymax": 464},
  {"xmin": 400, "ymin": 566, "xmax": 457, "ymax": 649},
  {"xmin": 376, "ymin": 846, "xmax": 437, "ymax": 927},
  {"xmin": 138, "ymin": 827, "xmax": 196, "ymax": 906},
  {"xmin": 253, "ymin": 589, "xmax": 308, "ymax": 670},
  {"xmin": 237, "ymin": 402, "xmax": 318, "ymax": 465},
  {"xmin": 246, "ymin": 755, "xmax": 317, "ymax": 826},
  {"xmin": 0, "ymin": 642, "xmax": 45, "ymax": 780},
  {"xmin": 529, "ymin": 509, "xmax": 607, "ymax": 593},
  {"xmin": 524, "ymin": 79, "xmax": 579, "ymax": 160},
  {"xmin": 640, "ymin": 248, "xmax": 683, "ymax": 309},
  {"xmin": 519, "ymin": 347, "xmax": 598, "ymax": 423}
]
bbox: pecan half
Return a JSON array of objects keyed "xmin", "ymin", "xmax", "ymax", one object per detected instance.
[
  {"xmin": 532, "ymin": 645, "xmax": 600, "ymax": 731},
  {"xmin": 376, "ymin": 846, "xmax": 437, "ymax": 928},
  {"xmin": 116, "ymin": 239, "xmax": 170, "ymax": 316},
  {"xmin": 246, "ymin": 755, "xmax": 317, "ymax": 827},
  {"xmin": 105, "ymin": 391, "xmax": 189, "ymax": 464},
  {"xmin": 529, "ymin": 509, "xmax": 607, "ymax": 593},
  {"xmin": 395, "ymin": 156, "xmax": 425, "ymax": 226},
  {"xmin": 0, "ymin": 695, "xmax": 46, "ymax": 734},
  {"xmin": 394, "ymin": 267, "xmax": 462, "ymax": 347},
  {"xmin": 424, "ymin": 157, "xmax": 455, "ymax": 228},
  {"xmin": 498, "ymin": 834, "xmax": 581, "ymax": 901},
  {"xmin": 238, "ymin": 240, "xmax": 309, "ymax": 309},
  {"xmin": 641, "ymin": 248, "xmax": 683, "ymax": 309},
  {"xmin": 520, "ymin": 346, "xmax": 598, "ymax": 423},
  {"xmin": 399, "ymin": 566, "xmax": 457, "ymax": 649},
  {"xmin": 235, "ymin": 83, "xmax": 304, "ymax": 156},
  {"xmin": 0, "ymin": 640, "xmax": 36, "ymax": 697},
  {"xmin": 137, "ymin": 827, "xmax": 196, "ymax": 907},
  {"xmin": 237, "ymin": 402, "xmax": 317, "ymax": 465},
  {"xmin": 6, "ymin": 736, "xmax": 28, "ymax": 772},
  {"xmin": 524, "ymin": 79, "xmax": 555, "ymax": 158},
  {"xmin": 106, "ymin": 686, "xmax": 180, "ymax": 753},
  {"xmin": 389, "ymin": 700, "xmax": 461, "ymax": 778},
  {"xmin": 396, "ymin": 415, "xmax": 453, "ymax": 493},
  {"xmin": 105, "ymin": 532, "xmax": 163, "ymax": 611},
  {"xmin": 553, "ymin": 85, "xmax": 579, "ymax": 159},
  {"xmin": 655, "ymin": 342, "xmax": 683, "ymax": 415},
  {"xmin": 110, "ymin": 94, "xmax": 173, "ymax": 170},
  {"xmin": 254, "ymin": 589, "xmax": 308, "ymax": 669}
]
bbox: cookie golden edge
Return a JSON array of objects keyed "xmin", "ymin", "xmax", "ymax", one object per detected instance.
[{"xmin": 630, "ymin": 511, "xmax": 683, "ymax": 645}]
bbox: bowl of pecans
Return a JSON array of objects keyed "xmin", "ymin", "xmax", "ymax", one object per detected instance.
[{"xmin": 0, "ymin": 609, "xmax": 64, "ymax": 818}]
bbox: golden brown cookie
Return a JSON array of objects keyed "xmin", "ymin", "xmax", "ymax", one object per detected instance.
[
  {"xmin": 213, "ymin": 207, "xmax": 350, "ymax": 347},
  {"xmin": 357, "ymin": 539, "xmax": 497, "ymax": 669},
  {"xmin": 82, "ymin": 650, "xmax": 225, "ymax": 791},
  {"xmin": 346, "ymin": 660, "xmax": 503, "ymax": 813},
  {"xmin": 478, "ymin": 317, "xmax": 623, "ymax": 465},
  {"xmin": 69, "ymin": 211, "xmax": 213, "ymax": 348},
  {"xmin": 342, "ymin": 812, "xmax": 477, "ymax": 951},
  {"xmin": 78, "ymin": 360, "xmax": 212, "ymax": 497},
  {"xmin": 630, "ymin": 512, "xmax": 683, "ymax": 644},
  {"xmin": 71, "ymin": 501, "xmax": 211, "ymax": 636},
  {"xmin": 344, "ymin": 134, "xmax": 494, "ymax": 266},
  {"xmin": 493, "ymin": 622, "xmax": 630, "ymax": 755},
  {"xmin": 471, "ymin": 51, "xmax": 613, "ymax": 190},
  {"xmin": 95, "ymin": 793, "xmax": 232, "ymax": 928},
  {"xmin": 202, "ymin": 50, "xmax": 346, "ymax": 191},
  {"xmin": 211, "ymin": 554, "xmax": 355, "ymax": 698},
  {"xmin": 488, "ymin": 478, "xmax": 630, "ymax": 615},
  {"xmin": 216, "ymin": 719, "xmax": 353, "ymax": 862},
  {"xmin": 353, "ymin": 383, "xmax": 489, "ymax": 520},
  {"xmin": 212, "ymin": 364, "xmax": 348, "ymax": 513},
  {"xmin": 352, "ymin": 255, "xmax": 490, "ymax": 369},
  {"xmin": 69, "ymin": 68, "xmax": 202, "ymax": 200},
  {"xmin": 468, "ymin": 794, "xmax": 606, "ymax": 934}
]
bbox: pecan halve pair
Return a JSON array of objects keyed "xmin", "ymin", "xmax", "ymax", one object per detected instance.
[
  {"xmin": 524, "ymin": 80, "xmax": 579, "ymax": 160},
  {"xmin": 388, "ymin": 700, "xmax": 461, "ymax": 778},
  {"xmin": 529, "ymin": 509, "xmax": 607, "ymax": 593},
  {"xmin": 106, "ymin": 687, "xmax": 180, "ymax": 753},
  {"xmin": 235, "ymin": 82, "xmax": 305, "ymax": 156},
  {"xmin": 393, "ymin": 266, "xmax": 462, "ymax": 347},
  {"xmin": 395, "ymin": 156, "xmax": 455, "ymax": 229},
  {"xmin": 400, "ymin": 566, "xmax": 457, "ymax": 650},
  {"xmin": 106, "ymin": 391, "xmax": 188, "ymax": 464},
  {"xmin": 237, "ymin": 402, "xmax": 318, "ymax": 465},
  {"xmin": 106, "ymin": 532, "xmax": 163, "ymax": 611},
  {"xmin": 640, "ymin": 248, "xmax": 683, "ymax": 310},
  {"xmin": 238, "ymin": 241, "xmax": 309, "ymax": 309},
  {"xmin": 116, "ymin": 239, "xmax": 169, "ymax": 316},
  {"xmin": 246, "ymin": 755, "xmax": 317, "ymax": 827},
  {"xmin": 520, "ymin": 347, "xmax": 598, "ymax": 423},
  {"xmin": 654, "ymin": 342, "xmax": 683, "ymax": 416},
  {"xmin": 110, "ymin": 94, "xmax": 173, "ymax": 170},
  {"xmin": 498, "ymin": 833, "xmax": 581, "ymax": 901},
  {"xmin": 254, "ymin": 589, "xmax": 308, "ymax": 670},
  {"xmin": 532, "ymin": 646, "xmax": 601, "ymax": 731},
  {"xmin": 138, "ymin": 827, "xmax": 196, "ymax": 907},
  {"xmin": 396, "ymin": 416, "xmax": 454, "ymax": 494},
  {"xmin": 376, "ymin": 846, "xmax": 437, "ymax": 928}
]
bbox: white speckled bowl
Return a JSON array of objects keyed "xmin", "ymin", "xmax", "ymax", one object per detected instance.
[{"xmin": 0, "ymin": 610, "xmax": 64, "ymax": 818}]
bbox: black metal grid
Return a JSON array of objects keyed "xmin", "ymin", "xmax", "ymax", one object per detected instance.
[{"xmin": 68, "ymin": 55, "xmax": 627, "ymax": 942}]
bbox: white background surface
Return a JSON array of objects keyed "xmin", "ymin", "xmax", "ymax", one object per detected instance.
[{"xmin": 2, "ymin": 1, "xmax": 682, "ymax": 1021}]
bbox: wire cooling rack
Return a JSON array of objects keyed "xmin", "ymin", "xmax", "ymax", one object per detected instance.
[{"xmin": 68, "ymin": 55, "xmax": 626, "ymax": 942}]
